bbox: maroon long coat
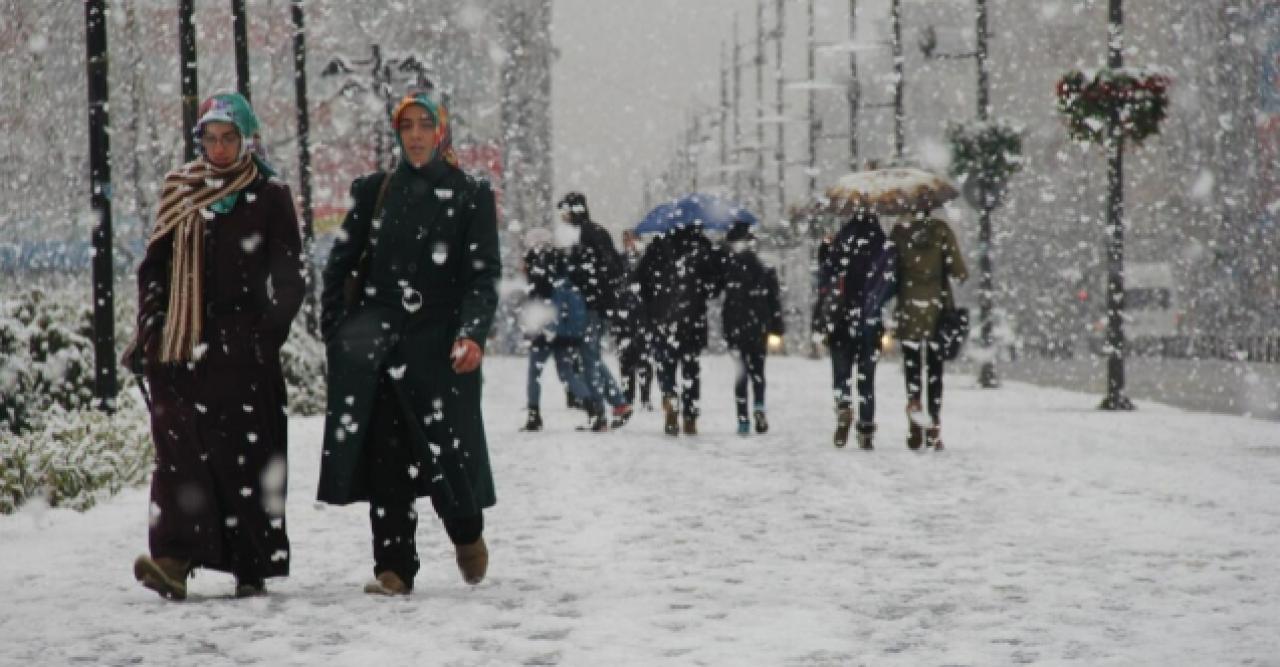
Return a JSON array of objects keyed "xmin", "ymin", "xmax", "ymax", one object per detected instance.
[{"xmin": 136, "ymin": 175, "xmax": 304, "ymax": 580}]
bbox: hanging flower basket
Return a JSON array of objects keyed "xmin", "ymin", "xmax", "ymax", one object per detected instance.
[{"xmin": 1056, "ymin": 67, "xmax": 1171, "ymax": 145}]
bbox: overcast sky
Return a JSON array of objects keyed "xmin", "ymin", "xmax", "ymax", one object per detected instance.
[{"xmin": 549, "ymin": 0, "xmax": 893, "ymax": 235}]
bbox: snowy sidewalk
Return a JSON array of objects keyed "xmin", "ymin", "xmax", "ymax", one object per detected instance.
[{"xmin": 2, "ymin": 355, "xmax": 1278, "ymax": 666}]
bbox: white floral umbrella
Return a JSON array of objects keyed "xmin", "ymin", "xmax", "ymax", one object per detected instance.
[{"xmin": 821, "ymin": 167, "xmax": 959, "ymax": 216}]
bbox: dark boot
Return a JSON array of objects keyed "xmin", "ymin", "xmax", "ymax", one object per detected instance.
[
  {"xmin": 753, "ymin": 404, "xmax": 768, "ymax": 434},
  {"xmin": 736, "ymin": 415, "xmax": 750, "ymax": 435},
  {"xmin": 610, "ymin": 403, "xmax": 634, "ymax": 429},
  {"xmin": 682, "ymin": 415, "xmax": 698, "ymax": 436},
  {"xmin": 455, "ymin": 537, "xmax": 489, "ymax": 585},
  {"xmin": 925, "ymin": 425, "xmax": 944, "ymax": 451},
  {"xmin": 234, "ymin": 576, "xmax": 267, "ymax": 598},
  {"xmin": 587, "ymin": 401, "xmax": 609, "ymax": 432},
  {"xmin": 133, "ymin": 555, "xmax": 190, "ymax": 601},
  {"xmin": 833, "ymin": 406, "xmax": 853, "ymax": 448},
  {"xmin": 906, "ymin": 400, "xmax": 925, "ymax": 450},
  {"xmin": 855, "ymin": 421, "xmax": 876, "ymax": 450},
  {"xmin": 662, "ymin": 395, "xmax": 679, "ymax": 436},
  {"xmin": 520, "ymin": 408, "xmax": 542, "ymax": 432}
]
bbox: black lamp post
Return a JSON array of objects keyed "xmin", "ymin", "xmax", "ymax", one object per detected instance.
[
  {"xmin": 1100, "ymin": 0, "xmax": 1134, "ymax": 410},
  {"xmin": 85, "ymin": 0, "xmax": 117, "ymax": 410}
]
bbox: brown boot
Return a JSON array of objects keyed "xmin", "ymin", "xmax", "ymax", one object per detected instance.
[
  {"xmin": 906, "ymin": 400, "xmax": 925, "ymax": 450},
  {"xmin": 133, "ymin": 555, "xmax": 190, "ymax": 601},
  {"xmin": 925, "ymin": 425, "xmax": 944, "ymax": 451},
  {"xmin": 363, "ymin": 570, "xmax": 411, "ymax": 596},
  {"xmin": 833, "ymin": 406, "xmax": 853, "ymax": 448},
  {"xmin": 682, "ymin": 416, "xmax": 698, "ymax": 436},
  {"xmin": 662, "ymin": 396, "xmax": 679, "ymax": 436},
  {"xmin": 455, "ymin": 537, "xmax": 488, "ymax": 585},
  {"xmin": 855, "ymin": 421, "xmax": 876, "ymax": 450}
]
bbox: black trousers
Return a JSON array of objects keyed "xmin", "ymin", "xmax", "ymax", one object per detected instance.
[
  {"xmin": 365, "ymin": 378, "xmax": 483, "ymax": 587},
  {"xmin": 729, "ymin": 346, "xmax": 766, "ymax": 419},
  {"xmin": 830, "ymin": 328, "xmax": 879, "ymax": 424},
  {"xmin": 901, "ymin": 339, "xmax": 943, "ymax": 423},
  {"xmin": 654, "ymin": 339, "xmax": 701, "ymax": 418},
  {"xmin": 618, "ymin": 335, "xmax": 653, "ymax": 405}
]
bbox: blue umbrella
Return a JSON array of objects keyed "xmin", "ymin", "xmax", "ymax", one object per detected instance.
[{"xmin": 635, "ymin": 194, "xmax": 758, "ymax": 234}]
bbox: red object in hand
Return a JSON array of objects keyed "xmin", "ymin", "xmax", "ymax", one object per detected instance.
[{"xmin": 451, "ymin": 338, "xmax": 483, "ymax": 374}]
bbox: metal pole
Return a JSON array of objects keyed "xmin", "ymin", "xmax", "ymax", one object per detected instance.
[
  {"xmin": 891, "ymin": 0, "xmax": 904, "ymax": 161},
  {"xmin": 232, "ymin": 0, "xmax": 251, "ymax": 103},
  {"xmin": 733, "ymin": 16, "xmax": 743, "ymax": 203},
  {"xmin": 848, "ymin": 0, "xmax": 859, "ymax": 169},
  {"xmin": 85, "ymin": 0, "xmax": 117, "ymax": 411},
  {"xmin": 1101, "ymin": 0, "xmax": 1133, "ymax": 410},
  {"xmin": 774, "ymin": 0, "xmax": 786, "ymax": 222},
  {"xmin": 720, "ymin": 45, "xmax": 729, "ymax": 190},
  {"xmin": 975, "ymin": 0, "xmax": 998, "ymax": 388},
  {"xmin": 292, "ymin": 0, "xmax": 319, "ymax": 335},
  {"xmin": 807, "ymin": 0, "xmax": 817, "ymax": 197},
  {"xmin": 756, "ymin": 0, "xmax": 767, "ymax": 218},
  {"xmin": 371, "ymin": 44, "xmax": 386, "ymax": 169},
  {"xmin": 179, "ymin": 0, "xmax": 199, "ymax": 162}
]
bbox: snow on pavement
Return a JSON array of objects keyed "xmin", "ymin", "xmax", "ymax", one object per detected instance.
[{"xmin": 1, "ymin": 355, "xmax": 1278, "ymax": 665}]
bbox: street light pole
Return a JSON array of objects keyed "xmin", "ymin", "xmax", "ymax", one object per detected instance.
[
  {"xmin": 179, "ymin": 0, "xmax": 199, "ymax": 161},
  {"xmin": 974, "ymin": 0, "xmax": 998, "ymax": 388},
  {"xmin": 756, "ymin": 0, "xmax": 767, "ymax": 218},
  {"xmin": 85, "ymin": 0, "xmax": 117, "ymax": 411},
  {"xmin": 847, "ymin": 0, "xmax": 860, "ymax": 169},
  {"xmin": 774, "ymin": 0, "xmax": 786, "ymax": 221},
  {"xmin": 232, "ymin": 0, "xmax": 252, "ymax": 103},
  {"xmin": 807, "ymin": 0, "xmax": 817, "ymax": 197},
  {"xmin": 1100, "ymin": 0, "xmax": 1134, "ymax": 410},
  {"xmin": 891, "ymin": 0, "xmax": 905, "ymax": 162},
  {"xmin": 732, "ymin": 16, "xmax": 744, "ymax": 203}
]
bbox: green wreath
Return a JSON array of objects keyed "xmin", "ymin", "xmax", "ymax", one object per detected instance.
[
  {"xmin": 947, "ymin": 120, "xmax": 1024, "ymax": 187},
  {"xmin": 1056, "ymin": 68, "xmax": 1171, "ymax": 145}
]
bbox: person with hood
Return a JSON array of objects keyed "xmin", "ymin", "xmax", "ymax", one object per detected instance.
[
  {"xmin": 318, "ymin": 89, "xmax": 500, "ymax": 595},
  {"xmin": 614, "ymin": 230, "xmax": 654, "ymax": 411},
  {"xmin": 635, "ymin": 221, "xmax": 725, "ymax": 436},
  {"xmin": 557, "ymin": 192, "xmax": 632, "ymax": 430},
  {"xmin": 720, "ymin": 221, "xmax": 783, "ymax": 435},
  {"xmin": 520, "ymin": 227, "xmax": 596, "ymax": 431},
  {"xmin": 890, "ymin": 206, "xmax": 968, "ymax": 450},
  {"xmin": 128, "ymin": 91, "xmax": 304, "ymax": 600},
  {"xmin": 820, "ymin": 209, "xmax": 897, "ymax": 449}
]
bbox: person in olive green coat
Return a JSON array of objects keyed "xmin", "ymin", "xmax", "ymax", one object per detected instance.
[
  {"xmin": 318, "ymin": 90, "xmax": 500, "ymax": 596},
  {"xmin": 889, "ymin": 209, "xmax": 968, "ymax": 450}
]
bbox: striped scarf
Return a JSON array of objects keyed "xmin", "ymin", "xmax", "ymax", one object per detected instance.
[{"xmin": 148, "ymin": 154, "xmax": 259, "ymax": 363}]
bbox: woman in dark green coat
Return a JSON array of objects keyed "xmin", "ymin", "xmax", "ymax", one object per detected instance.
[
  {"xmin": 318, "ymin": 90, "xmax": 500, "ymax": 596},
  {"xmin": 890, "ymin": 208, "xmax": 968, "ymax": 451}
]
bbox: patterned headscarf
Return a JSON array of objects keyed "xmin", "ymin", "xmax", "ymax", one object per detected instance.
[
  {"xmin": 146, "ymin": 91, "xmax": 268, "ymax": 363},
  {"xmin": 390, "ymin": 89, "xmax": 459, "ymax": 168}
]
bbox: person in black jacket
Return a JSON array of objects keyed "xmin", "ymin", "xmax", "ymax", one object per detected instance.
[
  {"xmin": 558, "ymin": 192, "xmax": 632, "ymax": 431},
  {"xmin": 721, "ymin": 222, "xmax": 783, "ymax": 435},
  {"xmin": 614, "ymin": 230, "xmax": 654, "ymax": 410},
  {"xmin": 635, "ymin": 221, "xmax": 725, "ymax": 436},
  {"xmin": 818, "ymin": 209, "xmax": 897, "ymax": 449}
]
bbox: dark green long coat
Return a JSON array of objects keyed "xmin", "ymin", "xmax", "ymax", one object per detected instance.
[
  {"xmin": 317, "ymin": 160, "xmax": 500, "ymax": 518},
  {"xmin": 889, "ymin": 216, "xmax": 969, "ymax": 341}
]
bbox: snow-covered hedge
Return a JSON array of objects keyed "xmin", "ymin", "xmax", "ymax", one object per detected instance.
[
  {"xmin": 0, "ymin": 288, "xmax": 99, "ymax": 434},
  {"xmin": 0, "ymin": 395, "xmax": 151, "ymax": 514}
]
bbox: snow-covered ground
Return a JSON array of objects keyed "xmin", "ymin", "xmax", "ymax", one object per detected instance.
[{"xmin": 2, "ymin": 355, "xmax": 1278, "ymax": 666}]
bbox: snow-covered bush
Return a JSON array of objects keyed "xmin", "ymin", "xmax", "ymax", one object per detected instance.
[
  {"xmin": 281, "ymin": 318, "xmax": 327, "ymax": 416},
  {"xmin": 0, "ymin": 288, "xmax": 98, "ymax": 434},
  {"xmin": 0, "ymin": 393, "xmax": 151, "ymax": 514}
]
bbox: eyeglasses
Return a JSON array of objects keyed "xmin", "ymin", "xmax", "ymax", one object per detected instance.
[{"xmin": 200, "ymin": 133, "xmax": 241, "ymax": 148}]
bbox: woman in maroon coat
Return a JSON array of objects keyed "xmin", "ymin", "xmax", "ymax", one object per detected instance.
[{"xmin": 129, "ymin": 92, "xmax": 304, "ymax": 600}]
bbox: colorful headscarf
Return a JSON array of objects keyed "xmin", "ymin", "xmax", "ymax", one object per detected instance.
[{"xmin": 390, "ymin": 89, "xmax": 459, "ymax": 168}]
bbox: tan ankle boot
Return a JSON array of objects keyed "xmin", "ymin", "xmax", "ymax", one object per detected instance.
[
  {"xmin": 833, "ymin": 407, "xmax": 853, "ymax": 448},
  {"xmin": 662, "ymin": 396, "xmax": 679, "ymax": 436},
  {"xmin": 133, "ymin": 555, "xmax": 190, "ymax": 601},
  {"xmin": 682, "ymin": 416, "xmax": 698, "ymax": 435},
  {"xmin": 455, "ymin": 537, "xmax": 488, "ymax": 585},
  {"xmin": 364, "ymin": 570, "xmax": 411, "ymax": 596},
  {"xmin": 925, "ymin": 425, "xmax": 944, "ymax": 451}
]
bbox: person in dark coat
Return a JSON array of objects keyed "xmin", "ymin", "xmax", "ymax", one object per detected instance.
[
  {"xmin": 520, "ymin": 227, "xmax": 595, "ymax": 431},
  {"xmin": 558, "ymin": 192, "xmax": 631, "ymax": 431},
  {"xmin": 819, "ymin": 209, "xmax": 897, "ymax": 449},
  {"xmin": 720, "ymin": 221, "xmax": 783, "ymax": 435},
  {"xmin": 614, "ymin": 230, "xmax": 653, "ymax": 410},
  {"xmin": 129, "ymin": 91, "xmax": 304, "ymax": 601},
  {"xmin": 318, "ymin": 90, "xmax": 500, "ymax": 595},
  {"xmin": 635, "ymin": 221, "xmax": 725, "ymax": 435}
]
